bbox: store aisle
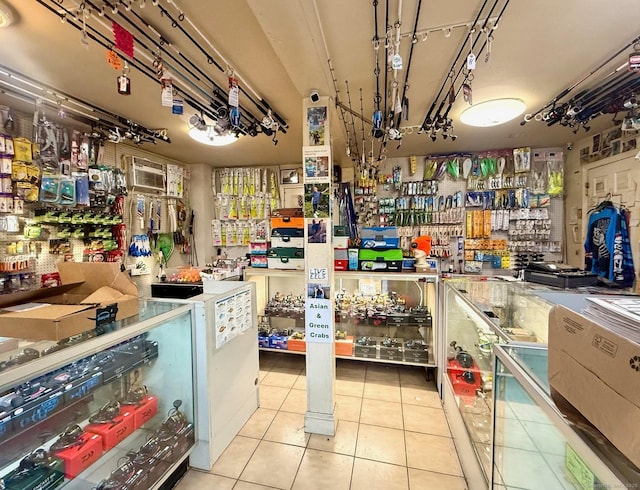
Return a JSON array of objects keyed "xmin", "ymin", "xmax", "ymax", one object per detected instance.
[{"xmin": 175, "ymin": 352, "xmax": 468, "ymax": 490}]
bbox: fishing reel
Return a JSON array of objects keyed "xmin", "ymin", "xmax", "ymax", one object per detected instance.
[
  {"xmin": 50, "ymin": 424, "xmax": 85, "ymax": 452},
  {"xmin": 89, "ymin": 400, "xmax": 121, "ymax": 424},
  {"xmin": 156, "ymin": 399, "xmax": 188, "ymax": 441}
]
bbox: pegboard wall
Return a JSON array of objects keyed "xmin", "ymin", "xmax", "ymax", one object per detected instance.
[
  {"xmin": 0, "ymin": 105, "xmax": 192, "ymax": 297},
  {"xmin": 351, "ymin": 149, "xmax": 564, "ymax": 275}
]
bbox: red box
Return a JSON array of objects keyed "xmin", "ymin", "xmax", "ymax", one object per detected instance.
[
  {"xmin": 85, "ymin": 408, "xmax": 135, "ymax": 450},
  {"xmin": 334, "ymin": 259, "xmax": 348, "ymax": 271},
  {"xmin": 53, "ymin": 432, "xmax": 103, "ymax": 479},
  {"xmin": 335, "ymin": 336, "xmax": 354, "ymax": 356},
  {"xmin": 287, "ymin": 337, "xmax": 306, "ymax": 352},
  {"xmin": 123, "ymin": 395, "xmax": 159, "ymax": 429}
]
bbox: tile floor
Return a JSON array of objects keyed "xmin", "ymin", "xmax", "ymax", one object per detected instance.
[{"xmin": 175, "ymin": 352, "xmax": 468, "ymax": 490}]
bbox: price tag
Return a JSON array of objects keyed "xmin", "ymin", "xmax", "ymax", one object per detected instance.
[
  {"xmin": 629, "ymin": 53, "xmax": 640, "ymax": 72},
  {"xmin": 467, "ymin": 53, "xmax": 476, "ymax": 70}
]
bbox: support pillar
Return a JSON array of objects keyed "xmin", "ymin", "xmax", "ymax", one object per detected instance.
[{"xmin": 303, "ymin": 96, "xmax": 336, "ymax": 436}]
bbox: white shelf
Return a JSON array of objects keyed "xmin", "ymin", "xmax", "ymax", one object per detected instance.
[{"xmin": 259, "ymin": 347, "xmax": 434, "ymax": 368}]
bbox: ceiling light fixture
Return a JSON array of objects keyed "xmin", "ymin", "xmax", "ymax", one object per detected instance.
[
  {"xmin": 460, "ymin": 98, "xmax": 526, "ymax": 127},
  {"xmin": 0, "ymin": 1, "xmax": 14, "ymax": 28},
  {"xmin": 188, "ymin": 125, "xmax": 238, "ymax": 146}
]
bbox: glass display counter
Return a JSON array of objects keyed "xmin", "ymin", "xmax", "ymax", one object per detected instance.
[
  {"xmin": 244, "ymin": 269, "xmax": 438, "ymax": 367},
  {"xmin": 493, "ymin": 344, "xmax": 639, "ymax": 489},
  {"xmin": 440, "ymin": 279, "xmax": 555, "ymax": 488},
  {"xmin": 0, "ymin": 300, "xmax": 196, "ymax": 490}
]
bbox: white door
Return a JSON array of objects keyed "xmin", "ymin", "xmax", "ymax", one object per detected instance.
[{"xmin": 584, "ymin": 155, "xmax": 640, "ymax": 279}]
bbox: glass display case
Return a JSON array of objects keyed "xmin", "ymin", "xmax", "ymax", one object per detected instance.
[
  {"xmin": 440, "ymin": 279, "xmax": 555, "ymax": 488},
  {"xmin": 493, "ymin": 344, "xmax": 639, "ymax": 489},
  {"xmin": 0, "ymin": 300, "xmax": 195, "ymax": 490},
  {"xmin": 244, "ymin": 269, "xmax": 438, "ymax": 367}
]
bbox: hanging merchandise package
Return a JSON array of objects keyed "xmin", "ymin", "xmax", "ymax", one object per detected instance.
[
  {"xmin": 40, "ymin": 175, "xmax": 60, "ymax": 203},
  {"xmin": 546, "ymin": 154, "xmax": 564, "ymax": 197},
  {"xmin": 531, "ymin": 153, "xmax": 548, "ymax": 195}
]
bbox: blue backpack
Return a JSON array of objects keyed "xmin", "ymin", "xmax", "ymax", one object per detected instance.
[{"xmin": 584, "ymin": 203, "xmax": 635, "ymax": 287}]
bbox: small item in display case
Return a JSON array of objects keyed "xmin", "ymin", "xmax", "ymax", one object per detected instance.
[
  {"xmin": 447, "ymin": 341, "xmax": 482, "ymax": 404},
  {"xmin": 154, "ymin": 400, "xmax": 194, "ymax": 462},
  {"xmin": 287, "ymin": 331, "xmax": 306, "ymax": 352},
  {"xmin": 268, "ymin": 330, "xmax": 290, "ymax": 350},
  {"xmin": 404, "ymin": 339, "xmax": 429, "ymax": 363},
  {"xmin": 119, "ymin": 386, "xmax": 158, "ymax": 429},
  {"xmin": 85, "ymin": 401, "xmax": 135, "ymax": 450},
  {"xmin": 0, "ymin": 448, "xmax": 64, "ymax": 490},
  {"xmin": 50, "ymin": 425, "xmax": 103, "ymax": 479},
  {"xmin": 334, "ymin": 332, "xmax": 354, "ymax": 356},
  {"xmin": 95, "ymin": 457, "xmax": 150, "ymax": 490},
  {"xmin": 354, "ymin": 336, "xmax": 378, "ymax": 359},
  {"xmin": 379, "ymin": 337, "xmax": 403, "ymax": 361}
]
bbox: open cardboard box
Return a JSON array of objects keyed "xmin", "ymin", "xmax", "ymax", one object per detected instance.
[
  {"xmin": 548, "ymin": 305, "xmax": 640, "ymax": 469},
  {"xmin": 0, "ymin": 262, "xmax": 138, "ymax": 341}
]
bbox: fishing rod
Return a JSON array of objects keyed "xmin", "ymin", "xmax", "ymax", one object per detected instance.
[
  {"xmin": 345, "ymin": 80, "xmax": 360, "ymax": 164},
  {"xmin": 162, "ymin": 0, "xmax": 289, "ymax": 130},
  {"xmin": 151, "ymin": 2, "xmax": 288, "ymax": 131},
  {"xmin": 420, "ymin": 0, "xmax": 490, "ymax": 130},
  {"xmin": 328, "ymin": 60, "xmax": 356, "ymax": 160},
  {"xmin": 431, "ymin": 0, "xmax": 506, "ymax": 131},
  {"xmin": 371, "ymin": 0, "xmax": 384, "ymax": 139},
  {"xmin": 394, "ymin": 0, "xmax": 422, "ymax": 130},
  {"xmin": 548, "ymin": 72, "xmax": 637, "ymax": 126},
  {"xmin": 36, "ymin": 0, "xmax": 255, "ymax": 138},
  {"xmin": 522, "ymin": 34, "xmax": 640, "ymax": 126},
  {"xmin": 386, "ymin": 0, "xmax": 403, "ymax": 134},
  {"xmin": 359, "ymin": 87, "xmax": 367, "ymax": 168}
]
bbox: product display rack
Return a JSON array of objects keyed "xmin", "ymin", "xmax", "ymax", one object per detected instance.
[
  {"xmin": 440, "ymin": 279, "xmax": 555, "ymax": 488},
  {"xmin": 0, "ymin": 300, "xmax": 196, "ymax": 490},
  {"xmin": 493, "ymin": 344, "xmax": 637, "ymax": 489},
  {"xmin": 245, "ymin": 268, "xmax": 438, "ymax": 367}
]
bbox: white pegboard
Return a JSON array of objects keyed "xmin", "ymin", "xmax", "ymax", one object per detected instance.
[{"xmin": 354, "ymin": 150, "xmax": 565, "ymax": 274}]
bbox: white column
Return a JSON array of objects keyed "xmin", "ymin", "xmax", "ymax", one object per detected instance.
[{"xmin": 303, "ymin": 96, "xmax": 336, "ymax": 436}]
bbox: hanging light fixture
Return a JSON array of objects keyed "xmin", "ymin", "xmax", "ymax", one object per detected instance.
[
  {"xmin": 460, "ymin": 98, "xmax": 526, "ymax": 127},
  {"xmin": 188, "ymin": 124, "xmax": 238, "ymax": 146}
]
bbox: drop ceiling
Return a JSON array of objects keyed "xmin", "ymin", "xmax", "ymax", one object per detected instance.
[{"xmin": 0, "ymin": 0, "xmax": 638, "ymax": 167}]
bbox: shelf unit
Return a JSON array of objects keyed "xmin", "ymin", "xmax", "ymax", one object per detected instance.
[
  {"xmin": 244, "ymin": 268, "xmax": 438, "ymax": 368},
  {"xmin": 0, "ymin": 300, "xmax": 196, "ymax": 490}
]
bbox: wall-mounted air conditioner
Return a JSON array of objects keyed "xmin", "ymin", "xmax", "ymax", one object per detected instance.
[{"xmin": 126, "ymin": 156, "xmax": 166, "ymax": 194}]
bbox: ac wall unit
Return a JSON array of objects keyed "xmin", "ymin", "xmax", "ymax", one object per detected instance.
[{"xmin": 126, "ymin": 156, "xmax": 166, "ymax": 194}]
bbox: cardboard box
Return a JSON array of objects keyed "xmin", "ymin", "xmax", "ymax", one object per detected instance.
[
  {"xmin": 53, "ymin": 432, "xmax": 103, "ymax": 479},
  {"xmin": 0, "ymin": 262, "xmax": 138, "ymax": 341},
  {"xmin": 548, "ymin": 305, "xmax": 640, "ymax": 468}
]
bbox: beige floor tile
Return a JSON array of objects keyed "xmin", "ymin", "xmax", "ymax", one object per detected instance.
[
  {"xmin": 408, "ymin": 468, "xmax": 468, "ymax": 489},
  {"xmin": 292, "ymin": 375, "xmax": 306, "ymax": 391},
  {"xmin": 259, "ymin": 385, "xmax": 290, "ymax": 410},
  {"xmin": 355, "ymin": 424, "xmax": 406, "ymax": 466},
  {"xmin": 280, "ymin": 387, "xmax": 307, "ymax": 414},
  {"xmin": 363, "ymin": 382, "xmax": 402, "ymax": 402},
  {"xmin": 239, "ymin": 440, "xmax": 305, "ymax": 489},
  {"xmin": 336, "ymin": 379, "xmax": 364, "ymax": 397},
  {"xmin": 212, "ymin": 435, "xmax": 260, "ymax": 479},
  {"xmin": 365, "ymin": 365, "xmax": 400, "ymax": 383},
  {"xmin": 238, "ymin": 408, "xmax": 277, "ymax": 439},
  {"xmin": 307, "ymin": 419, "xmax": 359, "ymax": 456},
  {"xmin": 350, "ymin": 458, "xmax": 409, "ymax": 490},
  {"xmin": 273, "ymin": 355, "xmax": 306, "ymax": 370},
  {"xmin": 405, "ymin": 432, "xmax": 463, "ymax": 476},
  {"xmin": 360, "ymin": 398, "xmax": 404, "ymax": 429},
  {"xmin": 233, "ymin": 481, "xmax": 280, "ymax": 490},
  {"xmin": 403, "ymin": 404, "xmax": 451, "ymax": 437},
  {"xmin": 291, "ymin": 449, "xmax": 353, "ymax": 490},
  {"xmin": 336, "ymin": 394, "xmax": 362, "ymax": 422},
  {"xmin": 261, "ymin": 369, "xmax": 301, "ymax": 388},
  {"xmin": 399, "ymin": 367, "xmax": 429, "ymax": 387},
  {"xmin": 336, "ymin": 362, "xmax": 366, "ymax": 381},
  {"xmin": 175, "ymin": 470, "xmax": 236, "ymax": 490},
  {"xmin": 263, "ymin": 411, "xmax": 310, "ymax": 447},
  {"xmin": 258, "ymin": 353, "xmax": 279, "ymax": 370},
  {"xmin": 400, "ymin": 385, "xmax": 441, "ymax": 408},
  {"xmin": 259, "ymin": 369, "xmax": 270, "ymax": 381}
]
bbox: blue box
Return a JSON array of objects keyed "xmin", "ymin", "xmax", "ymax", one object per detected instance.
[
  {"xmin": 258, "ymin": 334, "xmax": 270, "ymax": 348},
  {"xmin": 268, "ymin": 335, "xmax": 288, "ymax": 350}
]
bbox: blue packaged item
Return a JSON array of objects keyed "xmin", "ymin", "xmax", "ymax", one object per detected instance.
[{"xmin": 584, "ymin": 203, "xmax": 634, "ymax": 287}]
